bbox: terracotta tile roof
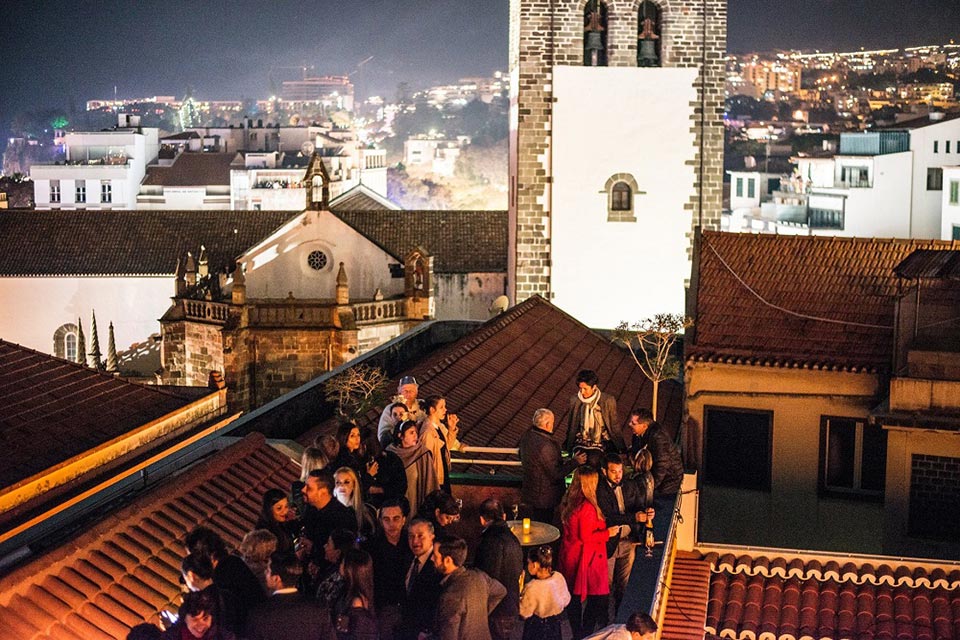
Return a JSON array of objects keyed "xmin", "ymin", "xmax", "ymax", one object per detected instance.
[
  {"xmin": 0, "ymin": 340, "xmax": 197, "ymax": 490},
  {"xmin": 300, "ymin": 296, "xmax": 683, "ymax": 454},
  {"xmin": 690, "ymin": 231, "xmax": 959, "ymax": 372},
  {"xmin": 702, "ymin": 552, "xmax": 960, "ymax": 640},
  {"xmin": 0, "ymin": 209, "xmax": 297, "ymax": 276},
  {"xmin": 662, "ymin": 551, "xmax": 712, "ymax": 640},
  {"xmin": 142, "ymin": 152, "xmax": 240, "ymax": 186},
  {"xmin": 333, "ymin": 209, "xmax": 507, "ymax": 273},
  {"xmin": 0, "ymin": 433, "xmax": 298, "ymax": 639}
]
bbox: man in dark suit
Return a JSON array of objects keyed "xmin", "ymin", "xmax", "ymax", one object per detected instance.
[
  {"xmin": 475, "ymin": 499, "xmax": 523, "ymax": 640},
  {"xmin": 431, "ymin": 536, "xmax": 507, "ymax": 640},
  {"xmin": 596, "ymin": 453, "xmax": 654, "ymax": 611},
  {"xmin": 300, "ymin": 469, "xmax": 357, "ymax": 569},
  {"xmin": 399, "ymin": 518, "xmax": 442, "ymax": 640},
  {"xmin": 245, "ymin": 553, "xmax": 335, "ymax": 640}
]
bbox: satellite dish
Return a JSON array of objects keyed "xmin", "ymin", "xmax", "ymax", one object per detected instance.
[
  {"xmin": 301, "ymin": 141, "xmax": 316, "ymax": 156},
  {"xmin": 489, "ymin": 295, "xmax": 510, "ymax": 316}
]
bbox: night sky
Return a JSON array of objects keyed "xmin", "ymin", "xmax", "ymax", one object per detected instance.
[{"xmin": 1, "ymin": 0, "xmax": 958, "ymax": 136}]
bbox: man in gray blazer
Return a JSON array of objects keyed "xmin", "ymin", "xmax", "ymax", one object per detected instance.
[{"xmin": 430, "ymin": 536, "xmax": 506, "ymax": 640}]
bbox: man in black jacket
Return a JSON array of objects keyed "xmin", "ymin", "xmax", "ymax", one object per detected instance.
[
  {"xmin": 245, "ymin": 553, "xmax": 335, "ymax": 640},
  {"xmin": 475, "ymin": 499, "xmax": 523, "ymax": 640},
  {"xmin": 627, "ymin": 409, "xmax": 684, "ymax": 496},
  {"xmin": 399, "ymin": 518, "xmax": 442, "ymax": 639},
  {"xmin": 596, "ymin": 454, "xmax": 653, "ymax": 611},
  {"xmin": 519, "ymin": 408, "xmax": 586, "ymax": 524}
]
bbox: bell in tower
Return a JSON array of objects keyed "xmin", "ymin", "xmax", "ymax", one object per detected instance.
[
  {"xmin": 637, "ymin": 1, "xmax": 661, "ymax": 67},
  {"xmin": 583, "ymin": 0, "xmax": 607, "ymax": 67}
]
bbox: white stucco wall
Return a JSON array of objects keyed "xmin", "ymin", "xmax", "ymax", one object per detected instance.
[
  {"xmin": 551, "ymin": 66, "xmax": 697, "ymax": 328},
  {"xmin": 941, "ymin": 166, "xmax": 960, "ymax": 240},
  {"xmin": 0, "ymin": 276, "xmax": 173, "ymax": 356},
  {"xmin": 240, "ymin": 210, "xmax": 405, "ymax": 300},
  {"xmin": 434, "ymin": 273, "xmax": 506, "ymax": 321},
  {"xmin": 909, "ymin": 118, "xmax": 960, "ymax": 239}
]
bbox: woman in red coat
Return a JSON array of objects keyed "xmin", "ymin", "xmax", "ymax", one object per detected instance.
[{"xmin": 558, "ymin": 465, "xmax": 610, "ymax": 639}]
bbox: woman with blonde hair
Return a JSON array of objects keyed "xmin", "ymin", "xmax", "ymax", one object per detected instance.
[
  {"xmin": 558, "ymin": 466, "xmax": 610, "ymax": 639},
  {"xmin": 333, "ymin": 466, "xmax": 376, "ymax": 539}
]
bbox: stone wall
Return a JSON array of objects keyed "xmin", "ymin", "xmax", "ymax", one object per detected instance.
[
  {"xmin": 509, "ymin": 0, "xmax": 725, "ymax": 301},
  {"xmin": 224, "ymin": 327, "xmax": 359, "ymax": 412},
  {"xmin": 160, "ymin": 320, "xmax": 224, "ymax": 387}
]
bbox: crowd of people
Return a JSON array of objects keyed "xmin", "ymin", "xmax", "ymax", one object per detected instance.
[{"xmin": 124, "ymin": 370, "xmax": 681, "ymax": 640}]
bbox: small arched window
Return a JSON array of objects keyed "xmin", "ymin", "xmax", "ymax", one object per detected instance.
[
  {"xmin": 604, "ymin": 173, "xmax": 640, "ymax": 222},
  {"xmin": 611, "ymin": 182, "xmax": 632, "ymax": 211},
  {"xmin": 53, "ymin": 322, "xmax": 80, "ymax": 361},
  {"xmin": 637, "ymin": 1, "xmax": 662, "ymax": 67},
  {"xmin": 583, "ymin": 0, "xmax": 608, "ymax": 67}
]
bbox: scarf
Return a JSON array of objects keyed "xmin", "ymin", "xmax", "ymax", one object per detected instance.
[{"xmin": 576, "ymin": 389, "xmax": 605, "ymax": 445}]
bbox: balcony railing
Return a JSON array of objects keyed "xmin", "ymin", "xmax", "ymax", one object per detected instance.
[
  {"xmin": 808, "ymin": 208, "xmax": 844, "ymax": 229},
  {"xmin": 353, "ymin": 299, "xmax": 406, "ymax": 324},
  {"xmin": 183, "ymin": 299, "xmax": 231, "ymax": 323}
]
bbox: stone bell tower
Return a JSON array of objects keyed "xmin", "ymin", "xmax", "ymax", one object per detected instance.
[{"xmin": 508, "ymin": 0, "xmax": 726, "ymax": 328}]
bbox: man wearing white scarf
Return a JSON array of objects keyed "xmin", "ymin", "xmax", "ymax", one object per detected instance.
[{"xmin": 564, "ymin": 369, "xmax": 624, "ymax": 455}]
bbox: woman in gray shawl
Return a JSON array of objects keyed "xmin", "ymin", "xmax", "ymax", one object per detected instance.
[{"xmin": 386, "ymin": 419, "xmax": 438, "ymax": 517}]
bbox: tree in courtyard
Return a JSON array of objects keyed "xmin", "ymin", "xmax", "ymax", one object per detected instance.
[{"xmin": 613, "ymin": 314, "xmax": 693, "ymax": 421}]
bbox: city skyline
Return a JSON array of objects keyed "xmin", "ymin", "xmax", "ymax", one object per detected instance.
[{"xmin": 2, "ymin": 1, "xmax": 959, "ymax": 117}]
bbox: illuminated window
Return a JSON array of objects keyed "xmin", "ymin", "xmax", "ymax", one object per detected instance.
[
  {"xmin": 820, "ymin": 416, "xmax": 886, "ymax": 498},
  {"xmin": 76, "ymin": 180, "xmax": 86, "ymax": 203},
  {"xmin": 50, "ymin": 180, "xmax": 61, "ymax": 203}
]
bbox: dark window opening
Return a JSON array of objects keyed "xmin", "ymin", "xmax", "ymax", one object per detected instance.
[
  {"xmin": 704, "ymin": 407, "xmax": 772, "ymax": 491},
  {"xmin": 611, "ymin": 182, "xmax": 631, "ymax": 210},
  {"xmin": 927, "ymin": 167, "xmax": 943, "ymax": 191},
  {"xmin": 819, "ymin": 417, "xmax": 886, "ymax": 498}
]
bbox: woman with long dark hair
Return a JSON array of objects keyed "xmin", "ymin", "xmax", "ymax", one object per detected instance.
[
  {"xmin": 334, "ymin": 548, "xmax": 378, "ymax": 639},
  {"xmin": 558, "ymin": 466, "xmax": 610, "ymax": 639},
  {"xmin": 386, "ymin": 420, "xmax": 437, "ymax": 517},
  {"xmin": 255, "ymin": 488, "xmax": 299, "ymax": 554},
  {"xmin": 519, "ymin": 545, "xmax": 570, "ymax": 640}
]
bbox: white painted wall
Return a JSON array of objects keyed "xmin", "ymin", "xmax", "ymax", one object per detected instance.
[
  {"xmin": 909, "ymin": 118, "xmax": 960, "ymax": 239},
  {"xmin": 941, "ymin": 166, "xmax": 960, "ymax": 240},
  {"xmin": 240, "ymin": 210, "xmax": 405, "ymax": 300},
  {"xmin": 435, "ymin": 273, "xmax": 506, "ymax": 321},
  {"xmin": 551, "ymin": 66, "xmax": 697, "ymax": 328},
  {"xmin": 0, "ymin": 276, "xmax": 172, "ymax": 357}
]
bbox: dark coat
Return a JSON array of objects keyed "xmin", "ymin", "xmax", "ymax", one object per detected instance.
[
  {"xmin": 400, "ymin": 553, "xmax": 443, "ymax": 635},
  {"xmin": 630, "ymin": 421, "xmax": 683, "ymax": 496},
  {"xmin": 565, "ymin": 392, "xmax": 624, "ymax": 453},
  {"xmin": 519, "ymin": 427, "xmax": 579, "ymax": 510},
  {"xmin": 213, "ymin": 554, "xmax": 265, "ymax": 633},
  {"xmin": 475, "ymin": 519, "xmax": 523, "ymax": 620},
  {"xmin": 244, "ymin": 591, "xmax": 335, "ymax": 640},
  {"xmin": 434, "ymin": 567, "xmax": 507, "ymax": 640},
  {"xmin": 595, "ymin": 476, "xmax": 645, "ymax": 557}
]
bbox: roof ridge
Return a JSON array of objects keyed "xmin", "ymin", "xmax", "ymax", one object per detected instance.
[{"xmin": 0, "ymin": 433, "xmax": 269, "ymax": 603}]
